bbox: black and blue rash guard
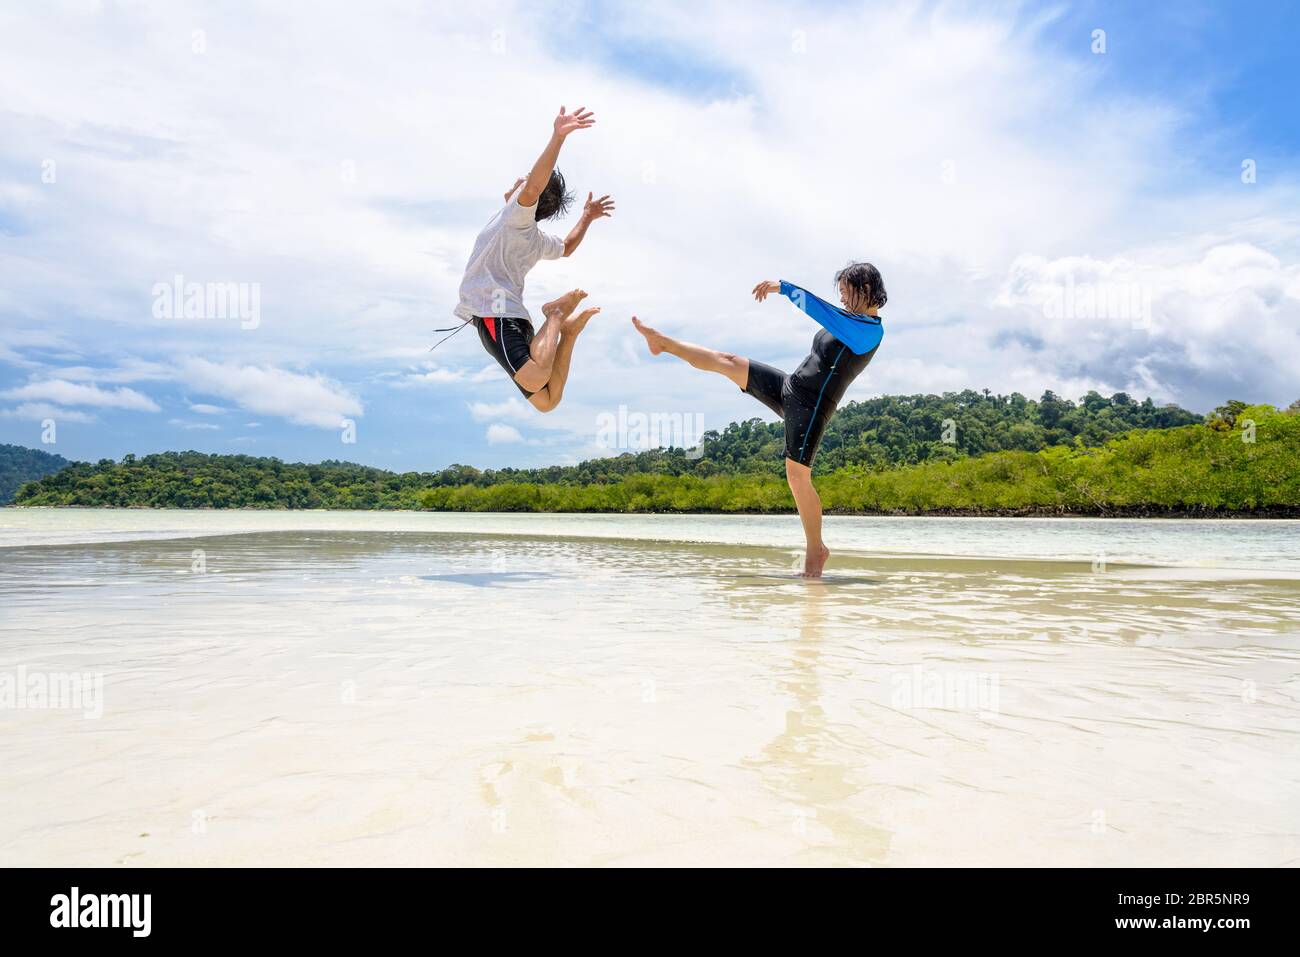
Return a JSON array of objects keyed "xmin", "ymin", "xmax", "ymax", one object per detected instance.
[
  {"xmin": 780, "ymin": 280, "xmax": 883, "ymax": 407},
  {"xmin": 779, "ymin": 280, "xmax": 884, "ymax": 357},
  {"xmin": 741, "ymin": 280, "xmax": 884, "ymax": 466}
]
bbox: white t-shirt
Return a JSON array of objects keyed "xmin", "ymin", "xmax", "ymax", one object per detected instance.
[{"xmin": 453, "ymin": 186, "xmax": 565, "ymax": 322}]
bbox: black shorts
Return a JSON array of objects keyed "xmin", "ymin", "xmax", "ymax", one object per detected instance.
[
  {"xmin": 473, "ymin": 316, "xmax": 536, "ymax": 398},
  {"xmin": 743, "ymin": 360, "xmax": 835, "ymax": 467}
]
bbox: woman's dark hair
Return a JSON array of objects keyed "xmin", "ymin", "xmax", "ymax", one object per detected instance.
[
  {"xmin": 536, "ymin": 168, "xmax": 574, "ymax": 221},
  {"xmin": 834, "ymin": 261, "xmax": 887, "ymax": 310}
]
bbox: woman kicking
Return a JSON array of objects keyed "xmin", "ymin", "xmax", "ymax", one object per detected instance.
[
  {"xmin": 453, "ymin": 105, "xmax": 614, "ymax": 412},
  {"xmin": 632, "ymin": 263, "xmax": 886, "ymax": 578}
]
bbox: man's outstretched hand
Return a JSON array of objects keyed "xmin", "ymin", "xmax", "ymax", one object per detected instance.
[
  {"xmin": 583, "ymin": 192, "xmax": 615, "ymax": 221},
  {"xmin": 523, "ymin": 106, "xmax": 595, "ymax": 210},
  {"xmin": 752, "ymin": 280, "xmax": 781, "ymax": 302},
  {"xmin": 554, "ymin": 106, "xmax": 596, "ymax": 138},
  {"xmin": 562, "ymin": 193, "xmax": 616, "ymax": 256}
]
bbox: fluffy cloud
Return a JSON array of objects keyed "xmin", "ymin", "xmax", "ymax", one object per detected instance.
[
  {"xmin": 387, "ymin": 362, "xmax": 504, "ymax": 389},
  {"xmin": 993, "ymin": 242, "xmax": 1300, "ymax": 406},
  {"xmin": 1, "ymin": 1, "xmax": 1296, "ymax": 468},
  {"xmin": 178, "ymin": 358, "xmax": 362, "ymax": 430},
  {"xmin": 468, "ymin": 398, "xmax": 532, "ymax": 422},
  {"xmin": 1, "ymin": 380, "xmax": 160, "ymax": 411},
  {"xmin": 485, "ymin": 423, "xmax": 524, "ymax": 445},
  {"xmin": 400, "ymin": 368, "xmax": 464, "ymax": 385},
  {"xmin": 0, "ymin": 402, "xmax": 96, "ymax": 424},
  {"xmin": 51, "ymin": 360, "xmax": 177, "ymax": 384}
]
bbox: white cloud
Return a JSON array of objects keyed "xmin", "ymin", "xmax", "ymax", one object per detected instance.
[
  {"xmin": 486, "ymin": 423, "xmax": 525, "ymax": 445},
  {"xmin": 468, "ymin": 398, "xmax": 531, "ymax": 422},
  {"xmin": 1, "ymin": 0, "xmax": 1297, "ymax": 466},
  {"xmin": 167, "ymin": 418, "xmax": 221, "ymax": 430},
  {"xmin": 54, "ymin": 360, "xmax": 177, "ymax": 384},
  {"xmin": 384, "ymin": 360, "xmax": 508, "ymax": 389},
  {"xmin": 179, "ymin": 358, "xmax": 362, "ymax": 429},
  {"xmin": 0, "ymin": 380, "xmax": 160, "ymax": 412},
  {"xmin": 392, "ymin": 364, "xmax": 466, "ymax": 386},
  {"xmin": 0, "ymin": 402, "xmax": 96, "ymax": 424},
  {"xmin": 993, "ymin": 241, "xmax": 1300, "ymax": 406},
  {"xmin": 188, "ymin": 403, "xmax": 226, "ymax": 414},
  {"xmin": 408, "ymin": 370, "xmax": 463, "ymax": 384}
]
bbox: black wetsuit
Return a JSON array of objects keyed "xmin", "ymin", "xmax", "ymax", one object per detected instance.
[{"xmin": 742, "ymin": 281, "xmax": 883, "ymax": 466}]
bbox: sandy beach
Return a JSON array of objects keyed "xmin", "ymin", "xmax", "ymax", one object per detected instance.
[{"xmin": 1, "ymin": 510, "xmax": 1297, "ymax": 866}]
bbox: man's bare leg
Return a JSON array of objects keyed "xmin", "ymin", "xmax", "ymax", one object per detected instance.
[
  {"xmin": 528, "ymin": 307, "xmax": 600, "ymax": 413},
  {"xmin": 631, "ymin": 316, "xmax": 749, "ymax": 390},
  {"xmin": 785, "ymin": 457, "xmax": 830, "ymax": 578},
  {"xmin": 514, "ymin": 288, "xmax": 587, "ymax": 393}
]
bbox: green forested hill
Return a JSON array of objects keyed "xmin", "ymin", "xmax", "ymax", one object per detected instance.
[
  {"xmin": 12, "ymin": 393, "xmax": 1296, "ymax": 515},
  {"xmin": 412, "ymin": 404, "xmax": 1298, "ymax": 516},
  {"xmin": 0, "ymin": 443, "xmax": 72, "ymax": 504},
  {"xmin": 434, "ymin": 388, "xmax": 1202, "ymax": 485}
]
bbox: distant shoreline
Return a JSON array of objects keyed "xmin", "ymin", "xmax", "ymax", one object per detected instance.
[
  {"xmin": 10, "ymin": 404, "xmax": 1297, "ymax": 514},
  {"xmin": 8, "ymin": 503, "xmax": 1299, "ymax": 519}
]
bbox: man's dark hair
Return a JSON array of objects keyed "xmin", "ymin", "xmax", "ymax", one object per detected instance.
[
  {"xmin": 536, "ymin": 168, "xmax": 574, "ymax": 221},
  {"xmin": 834, "ymin": 261, "xmax": 887, "ymax": 310}
]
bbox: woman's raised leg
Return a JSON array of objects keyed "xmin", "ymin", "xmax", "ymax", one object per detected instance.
[{"xmin": 631, "ymin": 316, "xmax": 749, "ymax": 390}]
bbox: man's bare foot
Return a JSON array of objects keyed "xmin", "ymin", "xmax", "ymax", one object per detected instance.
[
  {"xmin": 800, "ymin": 544, "xmax": 831, "ymax": 579},
  {"xmin": 563, "ymin": 306, "xmax": 600, "ymax": 336},
  {"xmin": 631, "ymin": 315, "xmax": 665, "ymax": 355},
  {"xmin": 543, "ymin": 288, "xmax": 587, "ymax": 321}
]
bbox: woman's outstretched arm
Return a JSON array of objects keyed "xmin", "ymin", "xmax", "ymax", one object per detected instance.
[{"xmin": 752, "ymin": 279, "xmax": 883, "ymax": 356}]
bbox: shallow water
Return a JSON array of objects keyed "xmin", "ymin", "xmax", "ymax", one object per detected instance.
[
  {"xmin": 6, "ymin": 508, "xmax": 1300, "ymax": 571},
  {"xmin": 1, "ymin": 510, "xmax": 1298, "ymax": 866}
]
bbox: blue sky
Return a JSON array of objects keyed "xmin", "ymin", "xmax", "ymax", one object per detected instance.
[
  {"xmin": 1049, "ymin": 2, "xmax": 1300, "ymax": 161},
  {"xmin": 1, "ymin": 0, "xmax": 1297, "ymax": 473}
]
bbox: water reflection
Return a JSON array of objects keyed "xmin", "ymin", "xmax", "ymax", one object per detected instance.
[
  {"xmin": 421, "ymin": 571, "xmax": 557, "ymax": 587},
  {"xmin": 743, "ymin": 584, "xmax": 892, "ymax": 865}
]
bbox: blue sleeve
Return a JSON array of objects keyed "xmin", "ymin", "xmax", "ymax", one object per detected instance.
[{"xmin": 779, "ymin": 280, "xmax": 883, "ymax": 356}]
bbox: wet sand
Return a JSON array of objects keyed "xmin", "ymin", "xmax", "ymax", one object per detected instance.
[{"xmin": 1, "ymin": 512, "xmax": 1297, "ymax": 866}]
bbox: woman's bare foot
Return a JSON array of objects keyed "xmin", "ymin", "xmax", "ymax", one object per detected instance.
[
  {"xmin": 631, "ymin": 315, "xmax": 665, "ymax": 355},
  {"xmin": 543, "ymin": 288, "xmax": 587, "ymax": 321},
  {"xmin": 800, "ymin": 543, "xmax": 831, "ymax": 579},
  {"xmin": 563, "ymin": 306, "xmax": 600, "ymax": 335}
]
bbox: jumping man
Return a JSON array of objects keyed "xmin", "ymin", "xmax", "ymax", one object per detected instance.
[{"xmin": 453, "ymin": 106, "xmax": 615, "ymax": 412}]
